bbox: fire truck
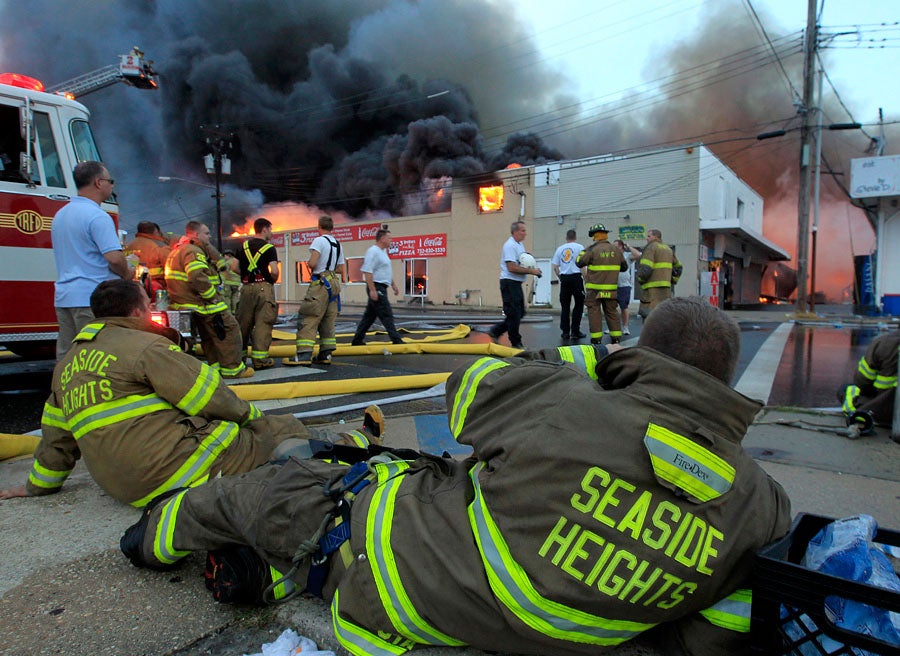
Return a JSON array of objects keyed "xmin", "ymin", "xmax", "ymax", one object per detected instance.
[{"xmin": 0, "ymin": 49, "xmax": 158, "ymax": 357}]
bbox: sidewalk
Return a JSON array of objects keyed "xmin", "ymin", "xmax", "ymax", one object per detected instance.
[{"xmin": 1, "ymin": 405, "xmax": 896, "ymax": 656}]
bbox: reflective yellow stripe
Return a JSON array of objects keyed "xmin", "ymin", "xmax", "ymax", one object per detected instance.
[
  {"xmin": 332, "ymin": 589, "xmax": 411, "ymax": 656},
  {"xmin": 73, "ymin": 322, "xmax": 105, "ymax": 341},
  {"xmin": 28, "ymin": 461, "xmax": 71, "ymax": 489},
  {"xmin": 268, "ymin": 564, "xmax": 295, "ymax": 600},
  {"xmin": 147, "ymin": 266, "xmax": 164, "ymax": 276},
  {"xmin": 857, "ymin": 357, "xmax": 876, "ymax": 381},
  {"xmin": 165, "ymin": 270, "xmax": 189, "ymax": 281},
  {"xmin": 185, "ymin": 260, "xmax": 208, "ymax": 273},
  {"xmin": 41, "ymin": 402, "xmax": 67, "ymax": 429},
  {"xmin": 68, "ymin": 393, "xmax": 174, "ymax": 440},
  {"xmin": 587, "ymin": 264, "xmax": 621, "ymax": 271},
  {"xmin": 250, "ymin": 349, "xmax": 269, "ymax": 359},
  {"xmin": 585, "ymin": 283, "xmax": 619, "ymax": 290},
  {"xmin": 171, "ymin": 301, "xmax": 229, "ymax": 314},
  {"xmin": 557, "ymin": 345, "xmax": 599, "ymax": 380},
  {"xmin": 366, "ymin": 460, "xmax": 464, "ymax": 646},
  {"xmin": 642, "ymin": 280, "xmax": 672, "ymax": 288},
  {"xmin": 449, "ymin": 357, "xmax": 509, "ymax": 438},
  {"xmin": 131, "ymin": 421, "xmax": 239, "ymax": 508},
  {"xmin": 843, "ymin": 385, "xmax": 860, "ymax": 413},
  {"xmin": 296, "ymin": 338, "xmax": 316, "ymax": 349},
  {"xmin": 643, "ymin": 423, "xmax": 734, "ymax": 502},
  {"xmin": 467, "ymin": 462, "xmax": 653, "ymax": 644},
  {"xmin": 346, "ymin": 430, "xmax": 370, "ymax": 448},
  {"xmin": 176, "ymin": 363, "xmax": 220, "ymax": 415},
  {"xmin": 699, "ymin": 589, "xmax": 751, "ymax": 632},
  {"xmin": 152, "ymin": 490, "xmax": 191, "ymax": 564},
  {"xmin": 245, "ymin": 403, "xmax": 262, "ymax": 423},
  {"xmin": 244, "ymin": 240, "xmax": 274, "ymax": 272},
  {"xmin": 874, "ymin": 374, "xmax": 897, "ymax": 390}
]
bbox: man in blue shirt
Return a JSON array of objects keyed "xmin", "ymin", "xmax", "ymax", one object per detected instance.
[{"xmin": 51, "ymin": 161, "xmax": 130, "ymax": 358}]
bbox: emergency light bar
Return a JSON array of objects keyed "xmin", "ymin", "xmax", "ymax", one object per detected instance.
[{"xmin": 0, "ymin": 73, "xmax": 45, "ymax": 92}]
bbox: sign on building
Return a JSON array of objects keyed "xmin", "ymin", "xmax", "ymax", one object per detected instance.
[
  {"xmin": 618, "ymin": 225, "xmax": 646, "ymax": 241},
  {"xmin": 388, "ymin": 233, "xmax": 447, "ymax": 259},
  {"xmin": 850, "ymin": 156, "xmax": 900, "ymax": 198}
]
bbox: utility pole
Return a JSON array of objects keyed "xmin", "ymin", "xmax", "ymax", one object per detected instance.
[
  {"xmin": 795, "ymin": 0, "xmax": 818, "ymax": 315},
  {"xmin": 200, "ymin": 125, "xmax": 233, "ymax": 253}
]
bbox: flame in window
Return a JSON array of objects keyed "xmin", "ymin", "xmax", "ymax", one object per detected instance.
[{"xmin": 478, "ymin": 185, "xmax": 504, "ymax": 213}]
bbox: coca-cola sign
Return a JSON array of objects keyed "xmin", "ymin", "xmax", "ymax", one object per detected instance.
[
  {"xmin": 388, "ymin": 233, "xmax": 447, "ymax": 259},
  {"xmin": 287, "ymin": 222, "xmax": 382, "ymax": 245}
]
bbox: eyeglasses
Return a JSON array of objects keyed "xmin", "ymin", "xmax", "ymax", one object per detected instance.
[{"xmin": 98, "ymin": 178, "xmax": 115, "ymax": 185}]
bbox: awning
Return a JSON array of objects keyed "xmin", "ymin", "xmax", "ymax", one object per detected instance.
[{"xmin": 700, "ymin": 219, "xmax": 790, "ymax": 261}]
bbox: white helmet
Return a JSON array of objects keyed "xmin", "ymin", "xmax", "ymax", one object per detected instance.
[{"xmin": 518, "ymin": 252, "xmax": 537, "ymax": 269}]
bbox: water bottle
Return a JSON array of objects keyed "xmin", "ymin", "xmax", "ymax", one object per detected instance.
[
  {"xmin": 155, "ymin": 289, "xmax": 168, "ymax": 311},
  {"xmin": 802, "ymin": 515, "xmax": 900, "ymax": 651}
]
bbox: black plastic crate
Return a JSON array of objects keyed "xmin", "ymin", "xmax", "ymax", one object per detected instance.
[{"xmin": 751, "ymin": 513, "xmax": 900, "ymax": 655}]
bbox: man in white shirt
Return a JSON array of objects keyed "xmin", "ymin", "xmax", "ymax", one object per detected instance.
[
  {"xmin": 614, "ymin": 239, "xmax": 642, "ymax": 336},
  {"xmin": 51, "ymin": 161, "xmax": 131, "ymax": 359},
  {"xmin": 551, "ymin": 229, "xmax": 586, "ymax": 340},
  {"xmin": 350, "ymin": 229, "xmax": 405, "ymax": 346},
  {"xmin": 488, "ymin": 221, "xmax": 541, "ymax": 349}
]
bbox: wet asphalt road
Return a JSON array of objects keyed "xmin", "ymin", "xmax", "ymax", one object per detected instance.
[{"xmin": 0, "ymin": 310, "xmax": 880, "ymax": 435}]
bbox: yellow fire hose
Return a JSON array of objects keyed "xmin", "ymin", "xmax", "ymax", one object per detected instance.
[{"xmin": 0, "ymin": 433, "xmax": 41, "ymax": 461}]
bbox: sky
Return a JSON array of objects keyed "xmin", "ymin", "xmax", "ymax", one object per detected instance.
[{"xmin": 514, "ymin": 0, "xmax": 900, "ymax": 130}]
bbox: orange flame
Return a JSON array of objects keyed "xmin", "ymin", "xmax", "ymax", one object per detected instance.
[
  {"xmin": 505, "ymin": 163, "xmax": 522, "ymax": 169},
  {"xmin": 478, "ymin": 185, "xmax": 504, "ymax": 212}
]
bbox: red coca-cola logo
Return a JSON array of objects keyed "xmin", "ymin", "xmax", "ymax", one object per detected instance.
[
  {"xmin": 422, "ymin": 236, "xmax": 444, "ymax": 247},
  {"xmin": 358, "ymin": 226, "xmax": 379, "ymax": 239}
]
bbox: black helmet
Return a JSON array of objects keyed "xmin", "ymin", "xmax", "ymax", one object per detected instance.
[{"xmin": 588, "ymin": 223, "xmax": 609, "ymax": 237}]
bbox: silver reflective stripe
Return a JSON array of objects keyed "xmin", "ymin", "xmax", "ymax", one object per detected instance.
[
  {"xmin": 558, "ymin": 345, "xmax": 598, "ymax": 379},
  {"xmin": 153, "ymin": 490, "xmax": 190, "ymax": 564},
  {"xmin": 331, "ymin": 589, "xmax": 410, "ymax": 656},
  {"xmin": 699, "ymin": 589, "xmax": 751, "ymax": 632},
  {"xmin": 68, "ymin": 393, "xmax": 173, "ymax": 439},
  {"xmin": 643, "ymin": 427, "xmax": 733, "ymax": 501}
]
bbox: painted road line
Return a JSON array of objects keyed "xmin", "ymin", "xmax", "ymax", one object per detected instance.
[{"xmin": 734, "ymin": 322, "xmax": 792, "ymax": 404}]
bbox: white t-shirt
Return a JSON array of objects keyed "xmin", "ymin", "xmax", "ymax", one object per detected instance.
[
  {"xmin": 499, "ymin": 236, "xmax": 526, "ymax": 282},
  {"xmin": 551, "ymin": 241, "xmax": 585, "ymax": 276},
  {"xmin": 361, "ymin": 244, "xmax": 393, "ymax": 285},
  {"xmin": 618, "ymin": 251, "xmax": 635, "ymax": 288},
  {"xmin": 309, "ymin": 234, "xmax": 344, "ymax": 274}
]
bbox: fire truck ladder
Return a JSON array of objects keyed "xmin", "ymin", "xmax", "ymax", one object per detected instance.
[{"xmin": 45, "ymin": 46, "xmax": 158, "ymax": 99}]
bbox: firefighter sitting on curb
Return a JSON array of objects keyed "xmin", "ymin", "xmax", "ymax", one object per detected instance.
[
  {"xmin": 120, "ymin": 297, "xmax": 790, "ymax": 656},
  {"xmin": 287, "ymin": 214, "xmax": 344, "ymax": 366},
  {"xmin": 166, "ymin": 220, "xmax": 252, "ymax": 379},
  {"xmin": 839, "ymin": 329, "xmax": 899, "ymax": 438},
  {"xmin": 0, "ymin": 279, "xmax": 385, "ymax": 507}
]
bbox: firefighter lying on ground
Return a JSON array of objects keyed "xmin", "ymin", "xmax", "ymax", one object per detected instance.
[
  {"xmin": 839, "ymin": 329, "xmax": 899, "ymax": 434},
  {"xmin": 120, "ymin": 297, "xmax": 791, "ymax": 656},
  {"xmin": 0, "ymin": 279, "xmax": 385, "ymax": 507}
]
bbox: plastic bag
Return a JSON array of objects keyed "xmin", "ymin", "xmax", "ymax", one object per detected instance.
[
  {"xmin": 243, "ymin": 628, "xmax": 335, "ymax": 656},
  {"xmin": 799, "ymin": 514, "xmax": 900, "ymax": 654}
]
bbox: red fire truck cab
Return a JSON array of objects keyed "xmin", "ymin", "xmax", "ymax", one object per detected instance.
[{"xmin": 0, "ymin": 73, "xmax": 118, "ymax": 358}]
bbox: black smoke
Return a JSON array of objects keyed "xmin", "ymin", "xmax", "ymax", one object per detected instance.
[{"xmin": 0, "ymin": 0, "xmax": 571, "ymax": 234}]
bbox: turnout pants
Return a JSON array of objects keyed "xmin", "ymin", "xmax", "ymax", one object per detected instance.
[
  {"xmin": 296, "ymin": 276, "xmax": 340, "ymax": 356},
  {"xmin": 194, "ymin": 310, "xmax": 247, "ymax": 376},
  {"xmin": 139, "ymin": 456, "xmax": 350, "ymax": 595},
  {"xmin": 236, "ymin": 282, "xmax": 277, "ymax": 364},
  {"xmin": 558, "ymin": 273, "xmax": 585, "ymax": 335},
  {"xmin": 585, "ymin": 292, "xmax": 621, "ymax": 342},
  {"xmin": 638, "ymin": 286, "xmax": 672, "ymax": 319}
]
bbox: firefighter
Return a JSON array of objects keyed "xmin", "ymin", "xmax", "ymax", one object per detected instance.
[
  {"xmin": 235, "ymin": 218, "xmax": 279, "ymax": 370},
  {"xmin": 839, "ymin": 329, "xmax": 899, "ymax": 430},
  {"xmin": 576, "ymin": 223, "xmax": 627, "ymax": 344},
  {"xmin": 125, "ymin": 221, "xmax": 171, "ymax": 297},
  {"xmin": 637, "ymin": 229, "xmax": 682, "ymax": 318},
  {"xmin": 288, "ymin": 214, "xmax": 344, "ymax": 366},
  {"xmin": 219, "ymin": 251, "xmax": 242, "ymax": 315},
  {"xmin": 121, "ymin": 297, "xmax": 790, "ymax": 656},
  {"xmin": 0, "ymin": 280, "xmax": 385, "ymax": 506},
  {"xmin": 165, "ymin": 221, "xmax": 252, "ymax": 378}
]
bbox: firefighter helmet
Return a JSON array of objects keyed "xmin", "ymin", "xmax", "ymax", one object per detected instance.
[
  {"xmin": 588, "ymin": 223, "xmax": 609, "ymax": 237},
  {"xmin": 518, "ymin": 252, "xmax": 537, "ymax": 268}
]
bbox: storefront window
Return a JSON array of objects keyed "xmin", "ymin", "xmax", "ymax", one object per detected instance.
[
  {"xmin": 346, "ymin": 257, "xmax": 365, "ymax": 283},
  {"xmin": 404, "ymin": 259, "xmax": 428, "ymax": 296}
]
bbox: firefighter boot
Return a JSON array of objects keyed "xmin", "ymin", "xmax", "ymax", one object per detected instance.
[
  {"xmin": 252, "ymin": 357, "xmax": 275, "ymax": 370},
  {"xmin": 311, "ymin": 350, "xmax": 333, "ymax": 366},
  {"xmin": 284, "ymin": 351, "xmax": 312, "ymax": 366},
  {"xmin": 204, "ymin": 545, "xmax": 295, "ymax": 605},
  {"xmin": 363, "ymin": 404, "xmax": 385, "ymax": 441},
  {"xmin": 120, "ymin": 488, "xmax": 188, "ymax": 570}
]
